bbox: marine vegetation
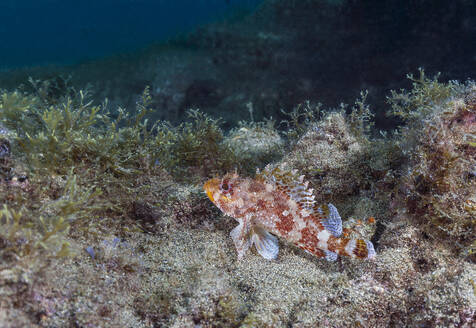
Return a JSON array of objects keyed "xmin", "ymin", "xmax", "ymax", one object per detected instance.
[
  {"xmin": 0, "ymin": 79, "xmax": 247, "ymax": 271},
  {"xmin": 0, "ymin": 71, "xmax": 474, "ymax": 327},
  {"xmin": 152, "ymin": 108, "xmax": 238, "ymax": 181},
  {"xmin": 0, "ymin": 204, "xmax": 69, "ymax": 258},
  {"xmin": 281, "ymin": 97, "xmax": 382, "ymax": 210},
  {"xmin": 388, "ymin": 69, "xmax": 476, "ymax": 258}
]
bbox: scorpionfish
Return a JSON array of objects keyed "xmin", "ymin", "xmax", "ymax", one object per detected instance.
[{"xmin": 204, "ymin": 164, "xmax": 376, "ymax": 261}]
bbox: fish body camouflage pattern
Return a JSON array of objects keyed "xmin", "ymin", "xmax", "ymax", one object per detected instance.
[{"xmin": 204, "ymin": 164, "xmax": 376, "ymax": 261}]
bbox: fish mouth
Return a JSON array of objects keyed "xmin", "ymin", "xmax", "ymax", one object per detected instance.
[{"xmin": 203, "ymin": 178, "xmax": 220, "ymax": 203}]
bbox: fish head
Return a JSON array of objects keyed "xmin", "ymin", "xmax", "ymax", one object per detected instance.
[{"xmin": 203, "ymin": 172, "xmax": 242, "ymax": 215}]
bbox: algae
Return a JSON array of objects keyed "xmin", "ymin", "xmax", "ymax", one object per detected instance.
[{"xmin": 0, "ymin": 72, "xmax": 474, "ymax": 327}]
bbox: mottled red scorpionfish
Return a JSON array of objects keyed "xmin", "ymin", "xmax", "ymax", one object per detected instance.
[{"xmin": 204, "ymin": 164, "xmax": 375, "ymax": 261}]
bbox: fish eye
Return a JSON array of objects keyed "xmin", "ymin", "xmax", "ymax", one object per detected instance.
[{"xmin": 220, "ymin": 179, "xmax": 232, "ymax": 193}]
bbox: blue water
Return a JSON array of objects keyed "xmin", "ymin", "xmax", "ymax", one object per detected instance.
[{"xmin": 0, "ymin": 0, "xmax": 262, "ymax": 69}]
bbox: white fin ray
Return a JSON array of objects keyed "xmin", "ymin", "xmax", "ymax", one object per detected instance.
[
  {"xmin": 230, "ymin": 221, "xmax": 252, "ymax": 259},
  {"xmin": 251, "ymin": 226, "xmax": 279, "ymax": 260}
]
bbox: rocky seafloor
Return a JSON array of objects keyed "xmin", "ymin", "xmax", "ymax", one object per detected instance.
[{"xmin": 0, "ymin": 70, "xmax": 474, "ymax": 327}]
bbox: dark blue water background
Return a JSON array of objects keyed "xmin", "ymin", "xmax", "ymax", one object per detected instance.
[{"xmin": 0, "ymin": 0, "xmax": 262, "ymax": 69}]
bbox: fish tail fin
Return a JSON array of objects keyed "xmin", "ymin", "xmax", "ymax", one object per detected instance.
[{"xmin": 341, "ymin": 238, "xmax": 376, "ymax": 259}]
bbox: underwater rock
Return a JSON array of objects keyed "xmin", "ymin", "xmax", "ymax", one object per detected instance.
[
  {"xmin": 0, "ymin": 123, "xmax": 29, "ymax": 189},
  {"xmin": 225, "ymin": 121, "xmax": 284, "ymax": 171},
  {"xmin": 0, "ymin": 66, "xmax": 474, "ymax": 326},
  {"xmin": 0, "ymin": 123, "xmax": 11, "ymax": 159},
  {"xmin": 282, "ymin": 111, "xmax": 368, "ymax": 205},
  {"xmin": 0, "ymin": 138, "xmax": 10, "ymax": 159},
  {"xmin": 395, "ymin": 82, "xmax": 476, "ymax": 257},
  {"xmin": 181, "ymin": 79, "xmax": 224, "ymax": 113}
]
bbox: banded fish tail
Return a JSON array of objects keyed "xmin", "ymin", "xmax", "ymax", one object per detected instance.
[
  {"xmin": 317, "ymin": 203, "xmax": 376, "ymax": 261},
  {"xmin": 338, "ymin": 238, "xmax": 376, "ymax": 259}
]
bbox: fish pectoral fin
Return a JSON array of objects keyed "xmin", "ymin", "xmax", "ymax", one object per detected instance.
[
  {"xmin": 320, "ymin": 203, "xmax": 343, "ymax": 237},
  {"xmin": 230, "ymin": 221, "xmax": 252, "ymax": 260},
  {"xmin": 251, "ymin": 226, "xmax": 279, "ymax": 260}
]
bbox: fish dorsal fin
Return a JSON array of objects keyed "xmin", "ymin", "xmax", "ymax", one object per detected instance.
[
  {"xmin": 316, "ymin": 203, "xmax": 342, "ymax": 237},
  {"xmin": 256, "ymin": 164, "xmax": 315, "ymax": 210}
]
